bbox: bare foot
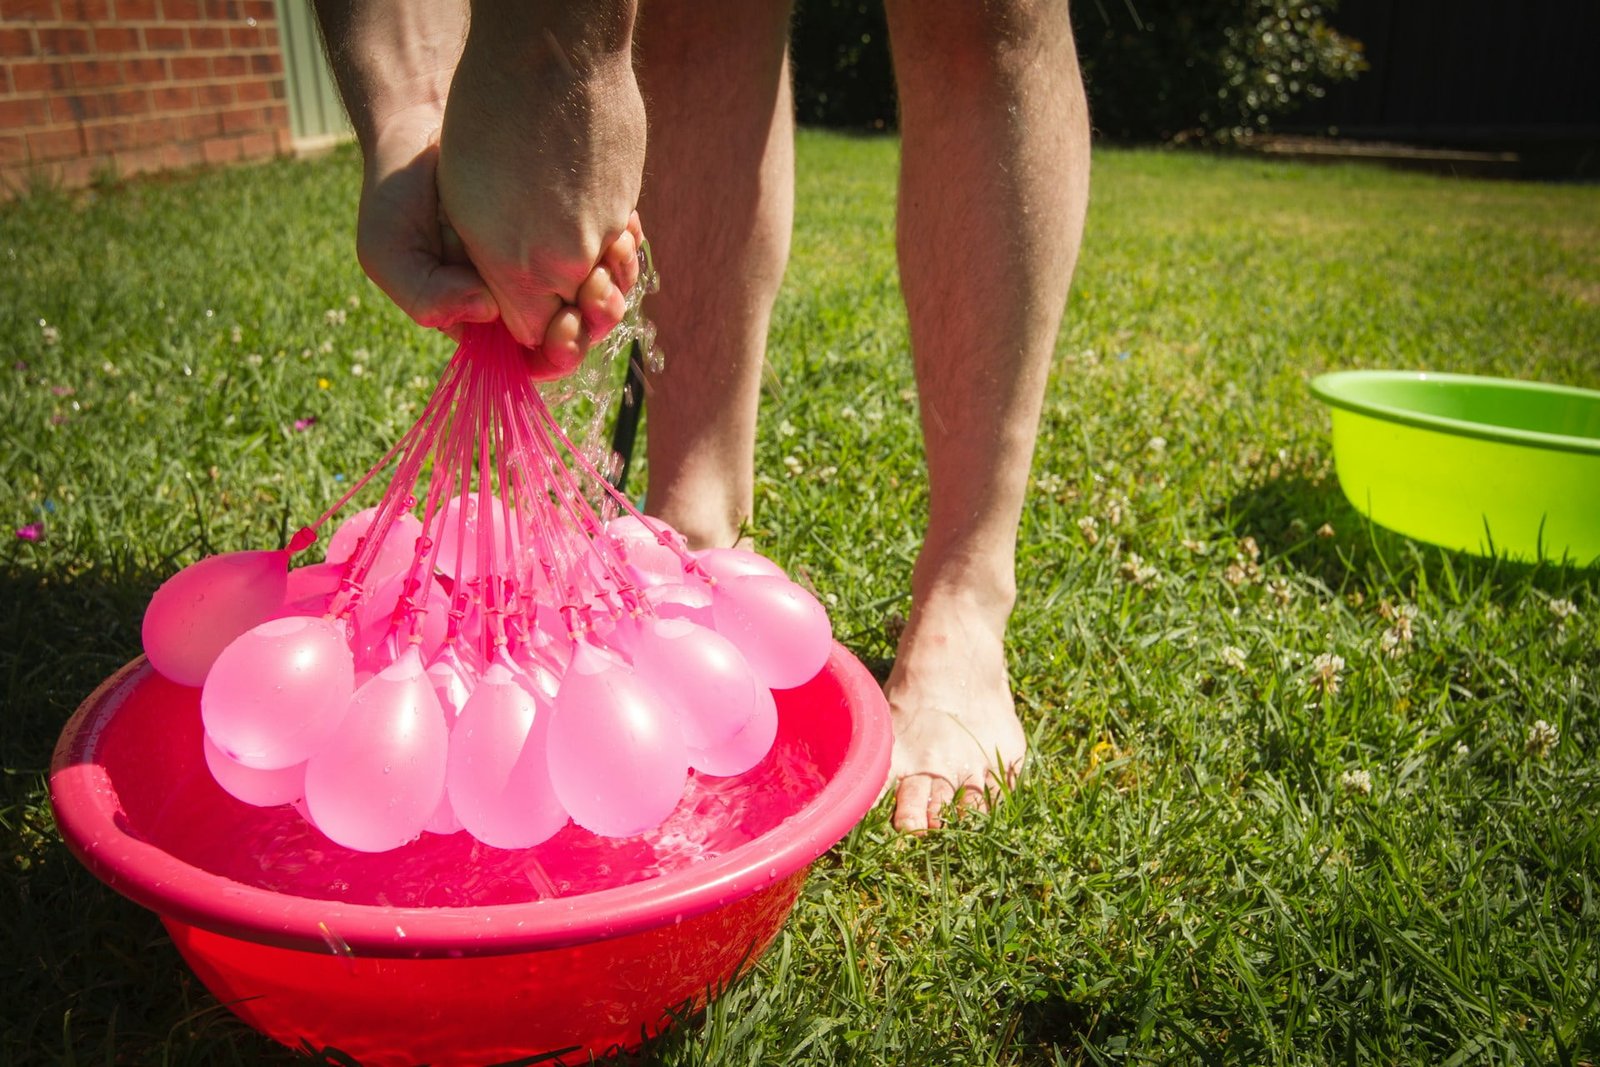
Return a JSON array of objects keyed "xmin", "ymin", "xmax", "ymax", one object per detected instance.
[{"xmin": 885, "ymin": 589, "xmax": 1025, "ymax": 833}]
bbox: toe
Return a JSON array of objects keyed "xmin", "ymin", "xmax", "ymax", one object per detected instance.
[
  {"xmin": 922, "ymin": 775, "xmax": 957, "ymax": 831},
  {"xmin": 892, "ymin": 774, "xmax": 933, "ymax": 834}
]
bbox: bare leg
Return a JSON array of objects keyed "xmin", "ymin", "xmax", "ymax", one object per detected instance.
[
  {"xmin": 633, "ymin": 0, "xmax": 795, "ymax": 549},
  {"xmin": 883, "ymin": 0, "xmax": 1091, "ymax": 830}
]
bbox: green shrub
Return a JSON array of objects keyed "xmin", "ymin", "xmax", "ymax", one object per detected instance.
[{"xmin": 789, "ymin": 0, "xmax": 1366, "ymax": 142}]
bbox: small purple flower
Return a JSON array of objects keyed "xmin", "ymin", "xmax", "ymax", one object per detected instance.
[
  {"xmin": 293, "ymin": 417, "xmax": 318, "ymax": 432},
  {"xmin": 50, "ymin": 385, "xmax": 74, "ymax": 397},
  {"xmin": 16, "ymin": 522, "xmax": 43, "ymax": 542}
]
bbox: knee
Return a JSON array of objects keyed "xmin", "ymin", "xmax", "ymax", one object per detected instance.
[{"xmin": 888, "ymin": 0, "xmax": 1075, "ymax": 87}]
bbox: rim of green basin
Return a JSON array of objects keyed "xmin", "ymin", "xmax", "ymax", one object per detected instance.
[{"xmin": 1309, "ymin": 370, "xmax": 1600, "ymax": 457}]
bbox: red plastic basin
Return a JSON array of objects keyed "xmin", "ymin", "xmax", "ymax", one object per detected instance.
[{"xmin": 50, "ymin": 644, "xmax": 892, "ymax": 1065}]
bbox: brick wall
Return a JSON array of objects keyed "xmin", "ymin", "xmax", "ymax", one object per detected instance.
[{"xmin": 0, "ymin": 0, "xmax": 291, "ymax": 195}]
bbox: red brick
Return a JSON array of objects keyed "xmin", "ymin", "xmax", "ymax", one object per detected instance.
[
  {"xmin": 204, "ymin": 0, "xmax": 238, "ymax": 17},
  {"xmin": 159, "ymin": 138, "xmax": 200, "ymax": 168},
  {"xmin": 210, "ymin": 52, "xmax": 244, "ymax": 77},
  {"xmin": 67, "ymin": 59, "xmax": 119, "ymax": 87},
  {"xmin": 121, "ymin": 55, "xmax": 166, "ymax": 82},
  {"xmin": 220, "ymin": 104, "xmax": 265, "ymax": 133},
  {"xmin": 144, "ymin": 25, "xmax": 183, "ymax": 50},
  {"xmin": 113, "ymin": 143, "xmax": 164, "ymax": 175},
  {"xmin": 0, "ymin": 132, "xmax": 26, "ymax": 165},
  {"xmin": 85, "ymin": 120, "xmax": 134, "ymax": 154},
  {"xmin": 92, "ymin": 25, "xmax": 139, "ymax": 53},
  {"xmin": 262, "ymin": 24, "xmax": 277, "ymax": 48},
  {"xmin": 239, "ymin": 0, "xmax": 271, "ymax": 19},
  {"xmin": 10, "ymin": 59, "xmax": 66, "ymax": 91},
  {"xmin": 272, "ymin": 123, "xmax": 291, "ymax": 153},
  {"xmin": 0, "ymin": 94, "xmax": 46, "ymax": 125},
  {"xmin": 179, "ymin": 109, "xmax": 217, "ymax": 137},
  {"xmin": 61, "ymin": 0, "xmax": 111, "ymax": 19},
  {"xmin": 169, "ymin": 54, "xmax": 206, "ymax": 79},
  {"xmin": 196, "ymin": 80, "xmax": 229, "ymax": 106},
  {"xmin": 0, "ymin": 0, "xmax": 56, "ymax": 18},
  {"xmin": 161, "ymin": 0, "xmax": 199, "ymax": 17},
  {"xmin": 114, "ymin": 0, "xmax": 156, "ymax": 16},
  {"xmin": 248, "ymin": 51, "xmax": 278, "ymax": 75},
  {"xmin": 103, "ymin": 86, "xmax": 148, "ymax": 115},
  {"xmin": 200, "ymin": 134, "xmax": 240, "ymax": 164},
  {"xmin": 188, "ymin": 25, "xmax": 223, "ymax": 49},
  {"xmin": 35, "ymin": 26, "xmax": 88, "ymax": 56},
  {"xmin": 233, "ymin": 75, "xmax": 268, "ymax": 103},
  {"xmin": 130, "ymin": 114, "xmax": 175, "ymax": 145},
  {"xmin": 49, "ymin": 90, "xmax": 95, "ymax": 120},
  {"xmin": 26, "ymin": 124, "xmax": 82, "ymax": 160},
  {"xmin": 0, "ymin": 28, "xmax": 34, "ymax": 57},
  {"xmin": 149, "ymin": 82, "xmax": 191, "ymax": 110},
  {"xmin": 238, "ymin": 127, "xmax": 273, "ymax": 158},
  {"xmin": 227, "ymin": 25, "xmax": 261, "ymax": 48},
  {"xmin": 263, "ymin": 100, "xmax": 284, "ymax": 126}
]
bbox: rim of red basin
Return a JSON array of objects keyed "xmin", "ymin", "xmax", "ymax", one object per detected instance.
[{"xmin": 50, "ymin": 644, "xmax": 893, "ymax": 959}]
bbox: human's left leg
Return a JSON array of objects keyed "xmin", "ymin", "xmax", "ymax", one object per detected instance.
[{"xmin": 882, "ymin": 0, "xmax": 1091, "ymax": 830}]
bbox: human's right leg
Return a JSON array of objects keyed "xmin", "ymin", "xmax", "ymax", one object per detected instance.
[{"xmin": 633, "ymin": 0, "xmax": 795, "ymax": 550}]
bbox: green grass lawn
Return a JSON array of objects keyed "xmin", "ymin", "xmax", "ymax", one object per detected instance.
[{"xmin": 3, "ymin": 131, "xmax": 1598, "ymax": 1065}]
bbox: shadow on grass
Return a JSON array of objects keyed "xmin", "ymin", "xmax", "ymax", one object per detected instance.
[
  {"xmin": 1218, "ymin": 470, "xmax": 1600, "ymax": 601},
  {"xmin": 0, "ymin": 559, "xmax": 300, "ymax": 1065}
]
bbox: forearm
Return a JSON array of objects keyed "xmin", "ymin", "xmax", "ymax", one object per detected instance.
[{"xmin": 312, "ymin": 0, "xmax": 468, "ymax": 150}]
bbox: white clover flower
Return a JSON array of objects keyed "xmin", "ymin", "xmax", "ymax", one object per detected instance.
[
  {"xmin": 230, "ymin": 324, "xmax": 243, "ymax": 344},
  {"xmin": 325, "ymin": 308, "xmax": 347, "ymax": 326},
  {"xmin": 1549, "ymin": 598, "xmax": 1578, "ymax": 623},
  {"xmin": 1118, "ymin": 552, "xmax": 1158, "ymax": 587},
  {"xmin": 778, "ymin": 418, "xmax": 797, "ymax": 438},
  {"xmin": 1310, "ymin": 652, "xmax": 1345, "ymax": 695},
  {"xmin": 1268, "ymin": 579, "xmax": 1294, "ymax": 607},
  {"xmin": 1338, "ymin": 768, "xmax": 1372, "ymax": 796},
  {"xmin": 350, "ymin": 363, "xmax": 365, "ymax": 377},
  {"xmin": 1035, "ymin": 472, "xmax": 1065, "ymax": 495},
  {"xmin": 1146, "ymin": 435, "xmax": 1167, "ymax": 453},
  {"xmin": 1453, "ymin": 741, "xmax": 1470, "ymax": 760},
  {"xmin": 39, "ymin": 320, "xmax": 59, "ymax": 345},
  {"xmin": 1182, "ymin": 538, "xmax": 1209, "ymax": 555},
  {"xmin": 1219, "ymin": 645, "xmax": 1248, "ymax": 672},
  {"xmin": 782, "ymin": 455, "xmax": 804, "ymax": 477},
  {"xmin": 1077, "ymin": 515, "xmax": 1100, "ymax": 546},
  {"xmin": 1316, "ymin": 522, "xmax": 1335, "ymax": 539},
  {"xmin": 1525, "ymin": 719, "xmax": 1559, "ymax": 759},
  {"xmin": 839, "ymin": 405, "xmax": 857, "ymax": 421}
]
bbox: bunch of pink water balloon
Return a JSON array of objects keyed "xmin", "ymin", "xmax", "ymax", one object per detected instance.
[{"xmin": 140, "ymin": 323, "xmax": 833, "ymax": 854}]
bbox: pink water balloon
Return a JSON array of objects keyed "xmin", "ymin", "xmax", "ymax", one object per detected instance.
[
  {"xmin": 630, "ymin": 618, "xmax": 760, "ymax": 751},
  {"xmin": 202, "ymin": 734, "xmax": 307, "ymax": 807},
  {"xmin": 688, "ymin": 683, "xmax": 780, "ymax": 777},
  {"xmin": 303, "ymin": 648, "xmax": 449, "ymax": 853},
  {"xmin": 422, "ymin": 649, "xmax": 472, "ymax": 835},
  {"xmin": 693, "ymin": 547, "xmax": 787, "ymax": 584},
  {"xmin": 142, "ymin": 549, "xmax": 290, "ymax": 687},
  {"xmin": 349, "ymin": 572, "xmax": 450, "ymax": 674},
  {"xmin": 434, "ymin": 493, "xmax": 515, "ymax": 581},
  {"xmin": 326, "ymin": 507, "xmax": 425, "ymax": 582},
  {"xmin": 447, "ymin": 660, "xmax": 568, "ymax": 849},
  {"xmin": 546, "ymin": 644, "xmax": 688, "ymax": 838},
  {"xmin": 710, "ymin": 575, "xmax": 832, "ymax": 690},
  {"xmin": 275, "ymin": 560, "xmax": 344, "ymax": 619},
  {"xmin": 647, "ymin": 582, "xmax": 715, "ymax": 628},
  {"xmin": 201, "ymin": 615, "xmax": 355, "ymax": 770}
]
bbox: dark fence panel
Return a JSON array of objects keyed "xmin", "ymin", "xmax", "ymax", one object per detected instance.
[{"xmin": 1288, "ymin": 0, "xmax": 1600, "ymax": 146}]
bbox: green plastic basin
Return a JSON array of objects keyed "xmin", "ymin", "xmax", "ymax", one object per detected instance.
[{"xmin": 1309, "ymin": 370, "xmax": 1600, "ymax": 566}]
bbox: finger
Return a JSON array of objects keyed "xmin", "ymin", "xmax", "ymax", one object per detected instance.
[
  {"xmin": 603, "ymin": 228, "xmax": 640, "ymax": 294},
  {"xmin": 892, "ymin": 774, "xmax": 933, "ymax": 834},
  {"xmin": 495, "ymin": 289, "xmax": 565, "ymax": 350},
  {"xmin": 523, "ymin": 304, "xmax": 589, "ymax": 382},
  {"xmin": 408, "ymin": 263, "xmax": 498, "ymax": 331},
  {"xmin": 439, "ymin": 221, "xmax": 469, "ymax": 266},
  {"xmin": 577, "ymin": 264, "xmax": 627, "ymax": 342}
]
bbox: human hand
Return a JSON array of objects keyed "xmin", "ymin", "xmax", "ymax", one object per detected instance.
[
  {"xmin": 356, "ymin": 106, "xmax": 646, "ymax": 378},
  {"xmin": 436, "ymin": 11, "xmax": 647, "ymax": 377}
]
